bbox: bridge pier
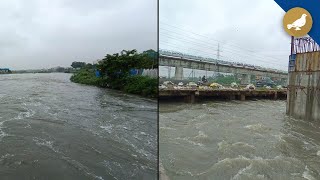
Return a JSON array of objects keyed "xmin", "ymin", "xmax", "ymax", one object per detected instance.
[
  {"xmin": 240, "ymin": 74, "xmax": 251, "ymax": 85},
  {"xmin": 174, "ymin": 66, "xmax": 184, "ymax": 80},
  {"xmin": 184, "ymin": 92, "xmax": 196, "ymax": 103},
  {"xmin": 240, "ymin": 94, "xmax": 246, "ymax": 101},
  {"xmin": 229, "ymin": 95, "xmax": 236, "ymax": 100}
]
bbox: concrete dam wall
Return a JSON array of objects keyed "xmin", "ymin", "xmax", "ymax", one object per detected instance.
[{"xmin": 287, "ymin": 51, "xmax": 320, "ymax": 121}]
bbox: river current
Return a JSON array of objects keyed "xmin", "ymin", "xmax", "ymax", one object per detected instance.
[
  {"xmin": 160, "ymin": 100, "xmax": 320, "ymax": 180},
  {"xmin": 0, "ymin": 73, "xmax": 157, "ymax": 180}
]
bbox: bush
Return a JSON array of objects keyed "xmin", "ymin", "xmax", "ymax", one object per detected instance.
[
  {"xmin": 71, "ymin": 70, "xmax": 158, "ymax": 98},
  {"xmin": 123, "ymin": 76, "xmax": 158, "ymax": 97},
  {"xmin": 70, "ymin": 69, "xmax": 102, "ymax": 86}
]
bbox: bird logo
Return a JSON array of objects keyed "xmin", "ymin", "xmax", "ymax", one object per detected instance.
[
  {"xmin": 283, "ymin": 7, "xmax": 313, "ymax": 37},
  {"xmin": 287, "ymin": 14, "xmax": 307, "ymax": 31}
]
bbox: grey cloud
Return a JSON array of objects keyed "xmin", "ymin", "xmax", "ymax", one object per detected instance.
[
  {"xmin": 160, "ymin": 0, "xmax": 290, "ymax": 71},
  {"xmin": 0, "ymin": 0, "xmax": 157, "ymax": 70}
]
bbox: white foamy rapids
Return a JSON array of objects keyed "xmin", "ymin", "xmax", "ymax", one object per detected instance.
[
  {"xmin": 102, "ymin": 160, "xmax": 122, "ymax": 180},
  {"xmin": 62, "ymin": 156, "xmax": 104, "ymax": 180},
  {"xmin": 175, "ymin": 137, "xmax": 204, "ymax": 147},
  {"xmin": 244, "ymin": 123, "xmax": 271, "ymax": 133},
  {"xmin": 196, "ymin": 131, "xmax": 207, "ymax": 138},
  {"xmin": 32, "ymin": 137, "xmax": 59, "ymax": 153},
  {"xmin": 0, "ymin": 153, "xmax": 14, "ymax": 161},
  {"xmin": 217, "ymin": 141, "xmax": 256, "ymax": 158},
  {"xmin": 218, "ymin": 141, "xmax": 255, "ymax": 151},
  {"xmin": 198, "ymin": 155, "xmax": 307, "ymax": 179},
  {"xmin": 160, "ymin": 126, "xmax": 176, "ymax": 131},
  {"xmin": 0, "ymin": 94, "xmax": 6, "ymax": 99},
  {"xmin": 15, "ymin": 109, "xmax": 35, "ymax": 120},
  {"xmin": 24, "ymin": 124, "xmax": 31, "ymax": 128},
  {"xmin": 191, "ymin": 131, "xmax": 210, "ymax": 144},
  {"xmin": 100, "ymin": 125, "xmax": 113, "ymax": 134},
  {"xmin": 123, "ymin": 138, "xmax": 155, "ymax": 161},
  {"xmin": 272, "ymin": 133, "xmax": 285, "ymax": 142},
  {"xmin": 33, "ymin": 137, "xmax": 104, "ymax": 180},
  {"xmin": 0, "ymin": 121, "xmax": 8, "ymax": 141},
  {"xmin": 303, "ymin": 166, "xmax": 316, "ymax": 180}
]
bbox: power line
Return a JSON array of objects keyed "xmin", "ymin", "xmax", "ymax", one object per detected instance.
[
  {"xmin": 160, "ymin": 21, "xmax": 290, "ymax": 63},
  {"xmin": 160, "ymin": 32, "xmax": 287, "ymax": 66},
  {"xmin": 160, "ymin": 35, "xmax": 287, "ymax": 67},
  {"xmin": 160, "ymin": 27, "xmax": 287, "ymax": 65},
  {"xmin": 160, "ymin": 41, "xmax": 287, "ymax": 69}
]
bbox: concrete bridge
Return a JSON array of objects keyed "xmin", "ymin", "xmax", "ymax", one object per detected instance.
[{"xmin": 159, "ymin": 54, "xmax": 288, "ymax": 85}]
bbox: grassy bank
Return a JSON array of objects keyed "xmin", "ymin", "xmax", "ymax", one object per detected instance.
[{"xmin": 70, "ymin": 69, "xmax": 158, "ymax": 98}]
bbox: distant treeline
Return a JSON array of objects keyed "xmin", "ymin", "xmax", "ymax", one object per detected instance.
[{"xmin": 12, "ymin": 67, "xmax": 75, "ymax": 74}]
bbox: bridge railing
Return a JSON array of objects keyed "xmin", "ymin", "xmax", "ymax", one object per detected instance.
[{"xmin": 293, "ymin": 37, "xmax": 320, "ymax": 54}]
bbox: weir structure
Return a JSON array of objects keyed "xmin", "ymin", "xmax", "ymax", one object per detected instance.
[{"xmin": 287, "ymin": 37, "xmax": 320, "ymax": 120}]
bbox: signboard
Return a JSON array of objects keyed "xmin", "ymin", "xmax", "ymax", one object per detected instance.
[{"xmin": 288, "ymin": 54, "xmax": 296, "ymax": 72}]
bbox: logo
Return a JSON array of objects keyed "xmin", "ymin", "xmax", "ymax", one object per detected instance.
[{"xmin": 283, "ymin": 7, "xmax": 313, "ymax": 37}]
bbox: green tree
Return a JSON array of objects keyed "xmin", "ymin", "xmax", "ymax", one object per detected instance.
[{"xmin": 71, "ymin": 61, "xmax": 87, "ymax": 69}]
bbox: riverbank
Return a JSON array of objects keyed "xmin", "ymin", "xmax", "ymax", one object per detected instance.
[{"xmin": 70, "ymin": 68, "xmax": 158, "ymax": 98}]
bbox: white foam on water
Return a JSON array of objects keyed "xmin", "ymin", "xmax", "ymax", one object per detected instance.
[
  {"xmin": 0, "ymin": 153, "xmax": 14, "ymax": 160},
  {"xmin": 122, "ymin": 138, "xmax": 155, "ymax": 161},
  {"xmin": 0, "ymin": 94, "xmax": 6, "ymax": 99},
  {"xmin": 15, "ymin": 109, "xmax": 35, "ymax": 120},
  {"xmin": 24, "ymin": 124, "xmax": 31, "ymax": 128},
  {"xmin": 199, "ymin": 155, "xmax": 305, "ymax": 179},
  {"xmin": 231, "ymin": 164, "xmax": 253, "ymax": 180},
  {"xmin": 0, "ymin": 121, "xmax": 8, "ymax": 141},
  {"xmin": 303, "ymin": 166, "xmax": 316, "ymax": 180},
  {"xmin": 62, "ymin": 156, "xmax": 104, "ymax": 180},
  {"xmin": 317, "ymin": 151, "xmax": 320, "ymax": 156},
  {"xmin": 91, "ymin": 146, "xmax": 102, "ymax": 154},
  {"xmin": 33, "ymin": 136, "xmax": 104, "ymax": 180},
  {"xmin": 175, "ymin": 170, "xmax": 195, "ymax": 177},
  {"xmin": 32, "ymin": 137, "xmax": 59, "ymax": 153},
  {"xmin": 100, "ymin": 125, "xmax": 112, "ymax": 134},
  {"xmin": 160, "ymin": 127, "xmax": 176, "ymax": 131},
  {"xmin": 272, "ymin": 132, "xmax": 285, "ymax": 142},
  {"xmin": 175, "ymin": 137, "xmax": 204, "ymax": 147},
  {"xmin": 132, "ymin": 154, "xmax": 138, "ymax": 158},
  {"xmin": 196, "ymin": 131, "xmax": 208, "ymax": 138},
  {"xmin": 218, "ymin": 141, "xmax": 255, "ymax": 152},
  {"xmin": 244, "ymin": 123, "xmax": 271, "ymax": 133}
]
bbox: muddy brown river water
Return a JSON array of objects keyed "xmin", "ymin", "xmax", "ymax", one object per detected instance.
[
  {"xmin": 160, "ymin": 100, "xmax": 320, "ymax": 180},
  {"xmin": 0, "ymin": 73, "xmax": 157, "ymax": 180}
]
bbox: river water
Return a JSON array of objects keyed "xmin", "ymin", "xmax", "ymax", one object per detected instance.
[
  {"xmin": 160, "ymin": 100, "xmax": 320, "ymax": 180},
  {"xmin": 0, "ymin": 73, "xmax": 157, "ymax": 180}
]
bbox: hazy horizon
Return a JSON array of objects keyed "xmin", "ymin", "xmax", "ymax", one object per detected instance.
[{"xmin": 160, "ymin": 0, "xmax": 291, "ymax": 74}]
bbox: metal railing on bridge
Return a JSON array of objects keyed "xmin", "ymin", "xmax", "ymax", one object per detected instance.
[{"xmin": 293, "ymin": 37, "xmax": 320, "ymax": 54}]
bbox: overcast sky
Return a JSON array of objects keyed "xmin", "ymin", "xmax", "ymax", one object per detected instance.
[
  {"xmin": 160, "ymin": 0, "xmax": 291, "ymax": 77},
  {"xmin": 0, "ymin": 0, "xmax": 157, "ymax": 70}
]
